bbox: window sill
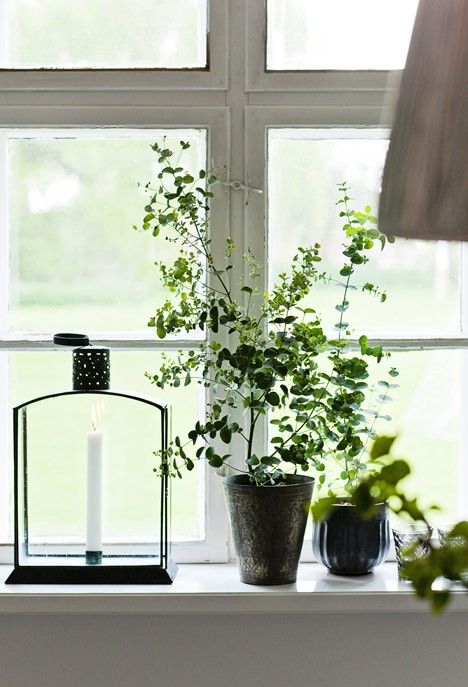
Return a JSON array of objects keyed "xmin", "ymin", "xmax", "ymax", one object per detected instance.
[{"xmin": 0, "ymin": 563, "xmax": 467, "ymax": 615}]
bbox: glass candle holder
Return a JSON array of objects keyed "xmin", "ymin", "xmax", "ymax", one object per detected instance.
[
  {"xmin": 6, "ymin": 389, "xmax": 176, "ymax": 585},
  {"xmin": 437, "ymin": 525, "xmax": 468, "ymax": 584},
  {"xmin": 392, "ymin": 525, "xmax": 432, "ymax": 579},
  {"xmin": 437, "ymin": 525, "xmax": 465, "ymax": 548}
]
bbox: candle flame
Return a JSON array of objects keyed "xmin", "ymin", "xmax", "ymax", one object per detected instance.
[{"xmin": 90, "ymin": 399, "xmax": 106, "ymax": 431}]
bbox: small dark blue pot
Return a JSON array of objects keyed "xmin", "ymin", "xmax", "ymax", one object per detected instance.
[{"xmin": 312, "ymin": 503, "xmax": 390, "ymax": 575}]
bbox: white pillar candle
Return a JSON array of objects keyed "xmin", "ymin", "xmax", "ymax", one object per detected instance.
[{"xmin": 86, "ymin": 430, "xmax": 103, "ymax": 560}]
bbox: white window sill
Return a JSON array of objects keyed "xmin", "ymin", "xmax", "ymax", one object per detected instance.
[{"xmin": 0, "ymin": 563, "xmax": 467, "ymax": 615}]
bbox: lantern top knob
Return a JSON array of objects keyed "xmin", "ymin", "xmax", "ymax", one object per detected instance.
[{"xmin": 53, "ymin": 332, "xmax": 90, "ymax": 347}]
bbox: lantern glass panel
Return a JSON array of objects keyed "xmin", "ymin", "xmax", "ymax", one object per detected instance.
[{"xmin": 16, "ymin": 392, "xmax": 166, "ymax": 567}]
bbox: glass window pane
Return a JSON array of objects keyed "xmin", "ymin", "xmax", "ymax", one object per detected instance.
[
  {"xmin": 6, "ymin": 128, "xmax": 206, "ymax": 335},
  {"xmin": 271, "ymin": 350, "xmax": 462, "ymax": 533},
  {"xmin": 374, "ymin": 350, "xmax": 462, "ymax": 523},
  {"xmin": 3, "ymin": 0, "xmax": 207, "ymax": 69},
  {"xmin": 268, "ymin": 129, "xmax": 460, "ymax": 335},
  {"xmin": 267, "ymin": 0, "xmax": 419, "ymax": 70},
  {"xmin": 10, "ymin": 350, "xmax": 205, "ymax": 542}
]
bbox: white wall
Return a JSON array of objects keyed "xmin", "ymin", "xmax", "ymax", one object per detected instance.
[{"xmin": 1, "ymin": 613, "xmax": 467, "ymax": 687}]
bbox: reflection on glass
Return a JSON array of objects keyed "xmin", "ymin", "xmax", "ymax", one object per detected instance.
[
  {"xmin": 268, "ymin": 129, "xmax": 460, "ymax": 335},
  {"xmin": 10, "ymin": 351, "xmax": 204, "ymax": 542},
  {"xmin": 4, "ymin": 0, "xmax": 207, "ymax": 68},
  {"xmin": 267, "ymin": 0, "xmax": 419, "ymax": 70},
  {"xmin": 7, "ymin": 129, "xmax": 206, "ymax": 334}
]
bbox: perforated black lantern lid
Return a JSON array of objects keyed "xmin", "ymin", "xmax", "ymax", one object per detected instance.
[{"xmin": 53, "ymin": 332, "xmax": 110, "ymax": 391}]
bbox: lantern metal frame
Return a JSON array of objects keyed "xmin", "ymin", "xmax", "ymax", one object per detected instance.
[{"xmin": 6, "ymin": 388, "xmax": 177, "ymax": 585}]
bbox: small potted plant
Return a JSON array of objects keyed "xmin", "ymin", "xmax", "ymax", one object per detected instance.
[
  {"xmin": 312, "ymin": 436, "xmax": 398, "ymax": 576},
  {"xmin": 346, "ymin": 445, "xmax": 468, "ymax": 613},
  {"xmin": 307, "ymin": 212, "xmax": 399, "ymax": 576},
  {"xmin": 136, "ymin": 141, "xmax": 396, "ymax": 584}
]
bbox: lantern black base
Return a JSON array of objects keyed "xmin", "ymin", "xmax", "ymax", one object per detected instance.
[
  {"xmin": 85, "ymin": 550, "xmax": 103, "ymax": 565},
  {"xmin": 5, "ymin": 560, "xmax": 178, "ymax": 585}
]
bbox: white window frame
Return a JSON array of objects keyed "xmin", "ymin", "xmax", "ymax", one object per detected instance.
[{"xmin": 1, "ymin": 0, "xmax": 463, "ymax": 565}]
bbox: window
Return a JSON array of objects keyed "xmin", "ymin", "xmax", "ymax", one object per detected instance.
[
  {"xmin": 268, "ymin": 129, "xmax": 460, "ymax": 335},
  {"xmin": 2, "ymin": 0, "xmax": 459, "ymax": 563},
  {"xmin": 6, "ymin": 129, "xmax": 206, "ymax": 333},
  {"xmin": 9, "ymin": 353, "xmax": 204, "ymax": 543},
  {"xmin": 0, "ymin": 0, "xmax": 228, "ymax": 562},
  {"xmin": 267, "ymin": 127, "xmax": 462, "ymax": 520},
  {"xmin": 1, "ymin": 0, "xmax": 208, "ymax": 69},
  {"xmin": 266, "ymin": 0, "xmax": 419, "ymax": 70},
  {"xmin": 0, "ymin": 127, "xmax": 217, "ymax": 556}
]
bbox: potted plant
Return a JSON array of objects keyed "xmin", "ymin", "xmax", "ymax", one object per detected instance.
[
  {"xmin": 311, "ymin": 436, "xmax": 398, "ymax": 576},
  {"xmin": 136, "ymin": 140, "xmax": 396, "ymax": 584},
  {"xmin": 345, "ymin": 444, "xmax": 468, "ymax": 613}
]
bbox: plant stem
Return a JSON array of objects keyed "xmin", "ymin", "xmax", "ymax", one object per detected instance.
[{"xmin": 246, "ymin": 399, "xmax": 256, "ymax": 471}]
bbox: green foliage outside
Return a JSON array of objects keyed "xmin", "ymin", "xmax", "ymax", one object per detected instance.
[
  {"xmin": 9, "ymin": 132, "xmax": 460, "ymax": 519},
  {"xmin": 7, "ymin": 0, "xmax": 204, "ymax": 68}
]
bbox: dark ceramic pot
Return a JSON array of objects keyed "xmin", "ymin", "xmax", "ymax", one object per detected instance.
[
  {"xmin": 312, "ymin": 502, "xmax": 390, "ymax": 575},
  {"xmin": 223, "ymin": 474, "xmax": 314, "ymax": 585}
]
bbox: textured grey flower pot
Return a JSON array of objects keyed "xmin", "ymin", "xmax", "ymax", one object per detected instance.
[{"xmin": 223, "ymin": 474, "xmax": 314, "ymax": 585}]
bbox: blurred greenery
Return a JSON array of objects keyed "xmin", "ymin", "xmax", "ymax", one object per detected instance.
[
  {"xmin": 9, "ymin": 131, "xmax": 206, "ymax": 333},
  {"xmin": 6, "ymin": 0, "xmax": 206, "ymax": 68},
  {"xmin": 269, "ymin": 135, "xmax": 460, "ymax": 335},
  {"xmin": 368, "ymin": 350, "xmax": 460, "ymax": 523}
]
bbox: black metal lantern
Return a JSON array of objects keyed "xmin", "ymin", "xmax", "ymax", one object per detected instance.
[{"xmin": 6, "ymin": 334, "xmax": 176, "ymax": 585}]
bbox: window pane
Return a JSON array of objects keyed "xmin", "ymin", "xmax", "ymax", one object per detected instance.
[
  {"xmin": 276, "ymin": 350, "xmax": 462, "ymax": 536},
  {"xmin": 267, "ymin": 0, "xmax": 419, "ymax": 70},
  {"xmin": 9, "ymin": 350, "xmax": 205, "ymax": 542},
  {"xmin": 6, "ymin": 128, "xmax": 206, "ymax": 335},
  {"xmin": 3, "ymin": 0, "xmax": 207, "ymax": 68},
  {"xmin": 268, "ymin": 129, "xmax": 460, "ymax": 335},
  {"xmin": 373, "ymin": 350, "xmax": 462, "ymax": 524}
]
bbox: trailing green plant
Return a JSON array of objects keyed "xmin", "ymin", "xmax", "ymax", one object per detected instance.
[
  {"xmin": 135, "ymin": 140, "xmax": 397, "ymax": 487},
  {"xmin": 313, "ymin": 436, "xmax": 468, "ymax": 614}
]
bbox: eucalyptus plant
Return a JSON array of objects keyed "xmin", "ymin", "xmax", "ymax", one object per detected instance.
[{"xmin": 136, "ymin": 140, "xmax": 397, "ymax": 488}]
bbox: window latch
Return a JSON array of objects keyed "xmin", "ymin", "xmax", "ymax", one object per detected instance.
[{"xmin": 219, "ymin": 179, "xmax": 263, "ymax": 194}]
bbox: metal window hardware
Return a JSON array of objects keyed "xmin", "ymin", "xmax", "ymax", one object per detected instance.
[{"xmin": 218, "ymin": 179, "xmax": 263, "ymax": 194}]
